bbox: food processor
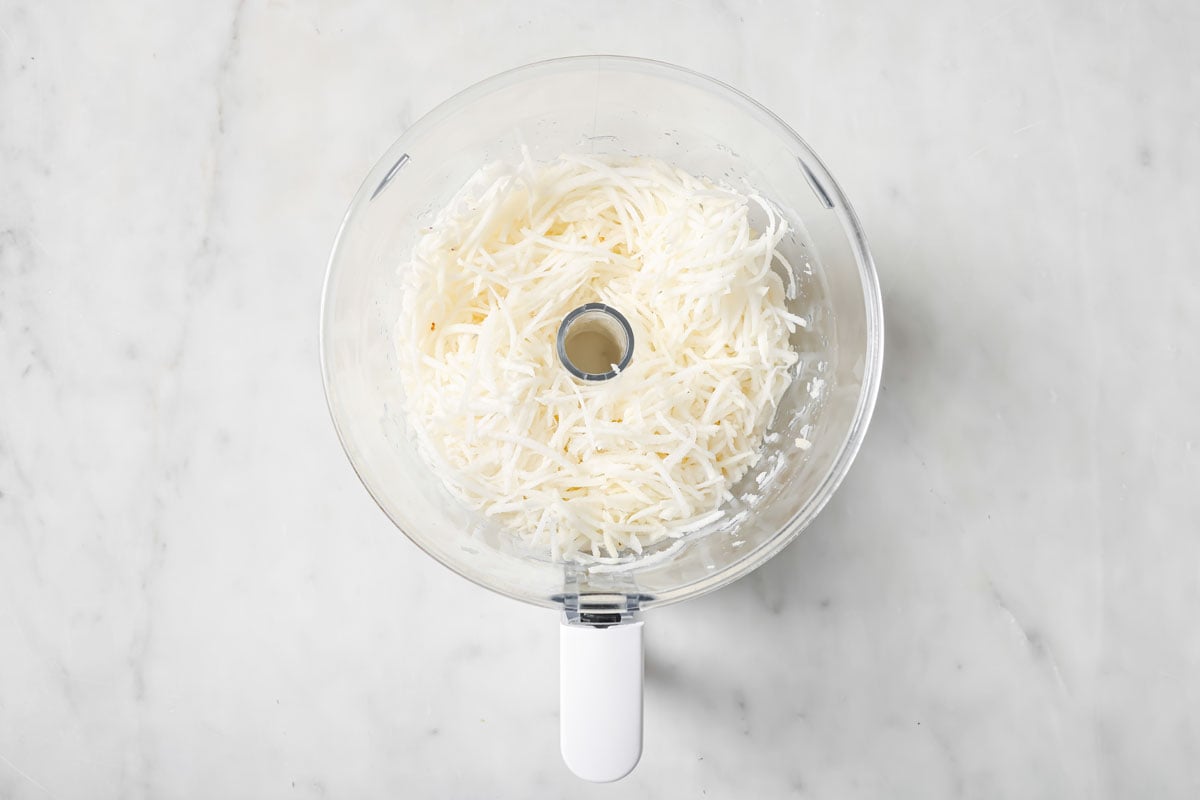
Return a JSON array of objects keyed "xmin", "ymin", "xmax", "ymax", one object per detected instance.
[{"xmin": 320, "ymin": 56, "xmax": 883, "ymax": 782}]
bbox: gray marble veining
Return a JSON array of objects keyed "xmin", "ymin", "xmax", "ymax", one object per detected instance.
[{"xmin": 2, "ymin": 0, "xmax": 1199, "ymax": 797}]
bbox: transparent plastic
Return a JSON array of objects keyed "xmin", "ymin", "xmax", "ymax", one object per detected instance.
[{"xmin": 321, "ymin": 56, "xmax": 883, "ymax": 609}]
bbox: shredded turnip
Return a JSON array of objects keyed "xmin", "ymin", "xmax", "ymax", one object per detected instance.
[{"xmin": 395, "ymin": 154, "xmax": 801, "ymax": 559}]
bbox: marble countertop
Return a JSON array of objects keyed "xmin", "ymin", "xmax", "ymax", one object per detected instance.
[{"xmin": 3, "ymin": 0, "xmax": 1199, "ymax": 797}]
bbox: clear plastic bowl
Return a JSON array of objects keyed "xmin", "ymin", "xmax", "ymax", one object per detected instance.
[{"xmin": 321, "ymin": 56, "xmax": 883, "ymax": 610}]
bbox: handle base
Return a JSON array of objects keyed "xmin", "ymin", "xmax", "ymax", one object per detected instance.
[{"xmin": 559, "ymin": 619, "xmax": 644, "ymax": 782}]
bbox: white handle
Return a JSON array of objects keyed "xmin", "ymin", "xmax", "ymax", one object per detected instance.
[{"xmin": 559, "ymin": 620, "xmax": 644, "ymax": 782}]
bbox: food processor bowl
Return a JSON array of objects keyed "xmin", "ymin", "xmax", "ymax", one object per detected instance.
[{"xmin": 321, "ymin": 56, "xmax": 883, "ymax": 781}]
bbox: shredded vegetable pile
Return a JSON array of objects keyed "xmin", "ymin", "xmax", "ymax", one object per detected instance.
[{"xmin": 395, "ymin": 154, "xmax": 803, "ymax": 559}]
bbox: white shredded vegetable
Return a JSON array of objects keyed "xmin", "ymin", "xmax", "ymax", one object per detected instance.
[{"xmin": 395, "ymin": 154, "xmax": 801, "ymax": 559}]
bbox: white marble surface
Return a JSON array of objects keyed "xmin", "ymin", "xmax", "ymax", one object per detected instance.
[{"xmin": 2, "ymin": 0, "xmax": 1199, "ymax": 797}]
